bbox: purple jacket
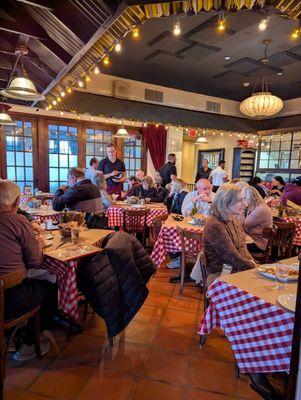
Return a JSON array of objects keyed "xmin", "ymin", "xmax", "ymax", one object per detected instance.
[{"xmin": 282, "ymin": 184, "xmax": 301, "ymax": 206}]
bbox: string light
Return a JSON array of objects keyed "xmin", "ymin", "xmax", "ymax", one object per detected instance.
[
  {"xmin": 173, "ymin": 16, "xmax": 181, "ymax": 36},
  {"xmin": 155, "ymin": 123, "xmax": 159, "ymax": 128},
  {"xmin": 217, "ymin": 12, "xmax": 226, "ymax": 32},
  {"xmin": 230, "ymin": 133, "xmax": 232, "ymax": 137},
  {"xmin": 132, "ymin": 121, "xmax": 135, "ymax": 125},
  {"xmin": 77, "ymin": 115, "xmax": 80, "ymax": 119},
  {"xmin": 78, "ymin": 80, "xmax": 84, "ymax": 88},
  {"xmin": 221, "ymin": 132, "xmax": 224, "ymax": 136},
  {"xmin": 165, "ymin": 125, "xmax": 168, "ymax": 130},
  {"xmin": 105, "ymin": 117, "xmax": 109, "ymax": 123},
  {"xmin": 259, "ymin": 18, "xmax": 268, "ymax": 31},
  {"xmin": 143, "ymin": 122, "xmax": 147, "ymax": 127},
  {"xmin": 118, "ymin": 119, "xmax": 122, "ymax": 124},
  {"xmin": 46, "ymin": 106, "xmax": 49, "ymax": 111},
  {"xmin": 60, "ymin": 91, "xmax": 65, "ymax": 97},
  {"xmin": 115, "ymin": 42, "xmax": 122, "ymax": 52},
  {"xmin": 60, "ymin": 111, "xmax": 64, "ymax": 116},
  {"xmin": 94, "ymin": 66, "xmax": 100, "ymax": 74},
  {"xmin": 132, "ymin": 27, "xmax": 140, "ymax": 39},
  {"xmin": 103, "ymin": 56, "xmax": 110, "ymax": 66},
  {"xmin": 213, "ymin": 130, "xmax": 216, "ymax": 135}
]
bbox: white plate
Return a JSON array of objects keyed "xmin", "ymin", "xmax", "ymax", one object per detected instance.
[
  {"xmin": 258, "ymin": 264, "xmax": 299, "ymax": 282},
  {"xmin": 187, "ymin": 219, "xmax": 197, "ymax": 225},
  {"xmin": 131, "ymin": 204, "xmax": 145, "ymax": 208},
  {"xmin": 278, "ymin": 294, "xmax": 296, "ymax": 312}
]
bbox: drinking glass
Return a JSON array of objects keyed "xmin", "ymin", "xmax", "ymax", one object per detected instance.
[
  {"xmin": 45, "ymin": 219, "xmax": 53, "ymax": 239},
  {"xmin": 71, "ymin": 228, "xmax": 80, "ymax": 244},
  {"xmin": 46, "ymin": 200, "xmax": 52, "ymax": 210},
  {"xmin": 275, "ymin": 263, "xmax": 289, "ymax": 290}
]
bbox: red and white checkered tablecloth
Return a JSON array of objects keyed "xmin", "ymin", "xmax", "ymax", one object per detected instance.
[
  {"xmin": 282, "ymin": 216, "xmax": 301, "ymax": 246},
  {"xmin": 41, "ymin": 237, "xmax": 103, "ymax": 323},
  {"xmin": 198, "ymin": 279, "xmax": 294, "ymax": 373},
  {"xmin": 151, "ymin": 225, "xmax": 203, "ymax": 267},
  {"xmin": 31, "ymin": 213, "xmax": 62, "ymax": 223},
  {"xmin": 106, "ymin": 205, "xmax": 168, "ymax": 228}
]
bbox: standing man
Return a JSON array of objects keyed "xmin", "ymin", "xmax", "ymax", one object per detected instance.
[
  {"xmin": 85, "ymin": 157, "xmax": 102, "ymax": 187},
  {"xmin": 195, "ymin": 159, "xmax": 212, "ymax": 182},
  {"xmin": 158, "ymin": 153, "xmax": 177, "ymax": 187},
  {"xmin": 97, "ymin": 142, "xmax": 126, "ymax": 196},
  {"xmin": 209, "ymin": 160, "xmax": 228, "ymax": 193}
]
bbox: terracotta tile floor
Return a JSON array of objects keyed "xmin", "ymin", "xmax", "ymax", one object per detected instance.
[{"xmin": 5, "ymin": 266, "xmax": 263, "ymax": 400}]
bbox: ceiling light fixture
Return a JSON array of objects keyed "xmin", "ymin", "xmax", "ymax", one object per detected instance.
[
  {"xmin": 52, "ymin": 100, "xmax": 57, "ymax": 106},
  {"xmin": 115, "ymin": 42, "xmax": 122, "ymax": 52},
  {"xmin": 78, "ymin": 80, "xmax": 84, "ymax": 88},
  {"xmin": 195, "ymin": 136, "xmax": 209, "ymax": 145},
  {"xmin": 259, "ymin": 18, "xmax": 268, "ymax": 31},
  {"xmin": 115, "ymin": 127, "xmax": 129, "ymax": 139},
  {"xmin": 67, "ymin": 87, "xmax": 72, "ymax": 94},
  {"xmin": 103, "ymin": 56, "xmax": 110, "ymax": 66},
  {"xmin": 239, "ymin": 40, "xmax": 283, "ymax": 118},
  {"xmin": 173, "ymin": 16, "xmax": 181, "ymax": 36},
  {"xmin": 0, "ymin": 104, "xmax": 15, "ymax": 126},
  {"xmin": 224, "ymin": 56, "xmax": 231, "ymax": 60},
  {"xmin": 94, "ymin": 66, "xmax": 100, "ymax": 74},
  {"xmin": 0, "ymin": 44, "xmax": 45, "ymax": 101},
  {"xmin": 132, "ymin": 27, "xmax": 140, "ymax": 39},
  {"xmin": 85, "ymin": 75, "xmax": 91, "ymax": 82}
]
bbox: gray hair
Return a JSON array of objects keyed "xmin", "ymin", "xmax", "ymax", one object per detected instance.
[
  {"xmin": 0, "ymin": 180, "xmax": 21, "ymax": 210},
  {"xmin": 235, "ymin": 181, "xmax": 249, "ymax": 192},
  {"xmin": 243, "ymin": 186, "xmax": 263, "ymax": 214},
  {"xmin": 212, "ymin": 183, "xmax": 242, "ymax": 221},
  {"xmin": 171, "ymin": 178, "xmax": 186, "ymax": 193}
]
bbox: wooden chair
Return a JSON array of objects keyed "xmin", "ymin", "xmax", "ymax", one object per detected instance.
[
  {"xmin": 152, "ymin": 214, "xmax": 168, "ymax": 241},
  {"xmin": 123, "ymin": 208, "xmax": 150, "ymax": 247},
  {"xmin": 198, "ymin": 251, "xmax": 209, "ymax": 348},
  {"xmin": 251, "ymin": 226, "xmax": 278, "ymax": 264},
  {"xmin": 272, "ymin": 221, "xmax": 296, "ymax": 260},
  {"xmin": 0, "ymin": 270, "xmax": 41, "ymax": 399},
  {"xmin": 186, "ymin": 183, "xmax": 195, "ymax": 191},
  {"xmin": 177, "ymin": 227, "xmax": 203, "ymax": 296}
]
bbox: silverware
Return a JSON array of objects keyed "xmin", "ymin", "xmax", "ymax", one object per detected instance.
[{"xmin": 54, "ymin": 241, "xmax": 71, "ymax": 250}]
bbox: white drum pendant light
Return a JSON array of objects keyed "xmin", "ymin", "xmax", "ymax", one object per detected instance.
[{"xmin": 0, "ymin": 104, "xmax": 15, "ymax": 126}]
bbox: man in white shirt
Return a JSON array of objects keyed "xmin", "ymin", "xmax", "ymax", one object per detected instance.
[
  {"xmin": 181, "ymin": 179, "xmax": 213, "ymax": 217},
  {"xmin": 209, "ymin": 160, "xmax": 228, "ymax": 193},
  {"xmin": 85, "ymin": 157, "xmax": 103, "ymax": 187}
]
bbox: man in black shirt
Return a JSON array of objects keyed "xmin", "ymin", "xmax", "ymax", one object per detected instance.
[
  {"xmin": 158, "ymin": 153, "xmax": 177, "ymax": 187},
  {"xmin": 195, "ymin": 159, "xmax": 212, "ymax": 182},
  {"xmin": 97, "ymin": 142, "xmax": 126, "ymax": 196}
]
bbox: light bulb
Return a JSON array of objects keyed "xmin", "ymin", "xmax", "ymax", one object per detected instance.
[
  {"xmin": 46, "ymin": 106, "xmax": 49, "ymax": 111},
  {"xmin": 94, "ymin": 66, "xmax": 100, "ymax": 74},
  {"xmin": 48, "ymin": 104, "xmax": 52, "ymax": 110},
  {"xmin": 91, "ymin": 116, "xmax": 94, "ymax": 120},
  {"xmin": 85, "ymin": 75, "xmax": 91, "ymax": 82},
  {"xmin": 132, "ymin": 121, "xmax": 135, "ymax": 125},
  {"xmin": 259, "ymin": 19, "xmax": 268, "ymax": 31},
  {"xmin": 52, "ymin": 100, "xmax": 57, "ymax": 105},
  {"xmin": 57, "ymin": 96, "xmax": 61, "ymax": 102},
  {"xmin": 115, "ymin": 42, "xmax": 122, "ymax": 52},
  {"xmin": 217, "ymin": 13, "xmax": 226, "ymax": 32},
  {"xmin": 67, "ymin": 87, "xmax": 72, "ymax": 94},
  {"xmin": 60, "ymin": 91, "xmax": 65, "ymax": 97},
  {"xmin": 77, "ymin": 115, "xmax": 80, "ymax": 119},
  {"xmin": 155, "ymin": 123, "xmax": 159, "ymax": 128},
  {"xmin": 143, "ymin": 122, "xmax": 147, "ymax": 127},
  {"xmin": 291, "ymin": 28, "xmax": 300, "ymax": 39},
  {"xmin": 132, "ymin": 27, "xmax": 140, "ymax": 39},
  {"xmin": 173, "ymin": 17, "xmax": 181, "ymax": 36},
  {"xmin": 60, "ymin": 111, "xmax": 64, "ymax": 116},
  {"xmin": 78, "ymin": 80, "xmax": 84, "ymax": 88},
  {"xmin": 221, "ymin": 132, "xmax": 224, "ymax": 136},
  {"xmin": 105, "ymin": 118, "xmax": 109, "ymax": 122},
  {"xmin": 103, "ymin": 56, "xmax": 110, "ymax": 66}
]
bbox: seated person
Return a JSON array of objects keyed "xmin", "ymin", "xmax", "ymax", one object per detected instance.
[
  {"xmin": 85, "ymin": 157, "xmax": 102, "ymax": 186},
  {"xmin": 52, "ymin": 167, "xmax": 102, "ymax": 212},
  {"xmin": 0, "ymin": 180, "xmax": 57, "ymax": 361},
  {"xmin": 136, "ymin": 170, "xmax": 145, "ymax": 182},
  {"xmin": 270, "ymin": 176, "xmax": 285, "ymax": 197},
  {"xmin": 131, "ymin": 176, "xmax": 162, "ymax": 202},
  {"xmin": 203, "ymin": 183, "xmax": 256, "ymax": 285},
  {"xmin": 125, "ymin": 175, "xmax": 141, "ymax": 198},
  {"xmin": 181, "ymin": 179, "xmax": 213, "ymax": 217},
  {"xmin": 154, "ymin": 173, "xmax": 169, "ymax": 201},
  {"xmin": 282, "ymin": 176, "xmax": 301, "ymax": 206},
  {"xmin": 249, "ymin": 176, "xmax": 266, "ymax": 199},
  {"xmin": 98, "ymin": 173, "xmax": 112, "ymax": 209},
  {"xmin": 164, "ymin": 178, "xmax": 188, "ymax": 214},
  {"xmin": 243, "ymin": 186, "xmax": 273, "ymax": 253}
]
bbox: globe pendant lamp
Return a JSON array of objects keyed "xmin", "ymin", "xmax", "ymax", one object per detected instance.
[
  {"xmin": 0, "ymin": 44, "xmax": 45, "ymax": 102},
  {"xmin": 0, "ymin": 104, "xmax": 15, "ymax": 126},
  {"xmin": 239, "ymin": 40, "xmax": 283, "ymax": 119},
  {"xmin": 114, "ymin": 127, "xmax": 129, "ymax": 139}
]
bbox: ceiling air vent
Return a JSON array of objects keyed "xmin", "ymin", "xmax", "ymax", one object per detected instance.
[
  {"xmin": 113, "ymin": 80, "xmax": 130, "ymax": 99},
  {"xmin": 206, "ymin": 100, "xmax": 221, "ymax": 113},
  {"xmin": 144, "ymin": 88, "xmax": 163, "ymax": 103}
]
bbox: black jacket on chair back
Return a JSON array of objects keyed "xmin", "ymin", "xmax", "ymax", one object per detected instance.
[{"xmin": 78, "ymin": 232, "xmax": 156, "ymax": 337}]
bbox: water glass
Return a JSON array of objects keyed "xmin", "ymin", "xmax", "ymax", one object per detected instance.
[
  {"xmin": 44, "ymin": 219, "xmax": 53, "ymax": 239},
  {"xmin": 46, "ymin": 200, "xmax": 52, "ymax": 210},
  {"xmin": 71, "ymin": 228, "xmax": 80, "ymax": 244},
  {"xmin": 275, "ymin": 263, "xmax": 289, "ymax": 290}
]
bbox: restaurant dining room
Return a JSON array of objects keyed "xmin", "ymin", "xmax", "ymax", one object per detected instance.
[{"xmin": 1, "ymin": 0, "xmax": 301, "ymax": 399}]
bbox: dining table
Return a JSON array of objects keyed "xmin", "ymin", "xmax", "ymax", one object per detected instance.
[
  {"xmin": 106, "ymin": 201, "xmax": 168, "ymax": 228},
  {"xmin": 23, "ymin": 204, "xmax": 63, "ymax": 223},
  {"xmin": 151, "ymin": 214, "xmax": 204, "ymax": 267},
  {"xmin": 39, "ymin": 228, "xmax": 111, "ymax": 323},
  {"xmin": 198, "ymin": 256, "xmax": 298, "ymax": 374}
]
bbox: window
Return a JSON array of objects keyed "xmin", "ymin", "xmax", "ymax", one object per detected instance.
[
  {"xmin": 48, "ymin": 124, "xmax": 78, "ymax": 192},
  {"xmin": 6, "ymin": 120, "xmax": 34, "ymax": 192},
  {"xmin": 85, "ymin": 128, "xmax": 112, "ymax": 167},
  {"xmin": 123, "ymin": 135, "xmax": 142, "ymax": 178}
]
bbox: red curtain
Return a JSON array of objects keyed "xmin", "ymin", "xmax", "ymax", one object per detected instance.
[{"xmin": 143, "ymin": 124, "xmax": 167, "ymax": 171}]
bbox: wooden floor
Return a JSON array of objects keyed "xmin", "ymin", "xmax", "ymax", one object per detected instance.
[{"xmin": 5, "ymin": 266, "xmax": 262, "ymax": 400}]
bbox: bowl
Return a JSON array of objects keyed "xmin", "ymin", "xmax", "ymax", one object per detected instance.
[{"xmin": 58, "ymin": 223, "xmax": 72, "ymax": 237}]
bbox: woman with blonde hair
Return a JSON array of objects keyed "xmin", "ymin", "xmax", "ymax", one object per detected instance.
[
  {"xmin": 243, "ymin": 186, "xmax": 273, "ymax": 253},
  {"xmin": 164, "ymin": 178, "xmax": 187, "ymax": 214},
  {"xmin": 203, "ymin": 183, "xmax": 256, "ymax": 282},
  {"xmin": 131, "ymin": 176, "xmax": 161, "ymax": 202}
]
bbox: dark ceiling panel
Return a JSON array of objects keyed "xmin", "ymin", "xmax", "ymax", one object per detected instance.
[
  {"xmin": 148, "ymin": 31, "xmax": 192, "ymax": 53},
  {"xmin": 224, "ymin": 57, "xmax": 262, "ymax": 74},
  {"xmin": 290, "ymin": 45, "xmax": 301, "ymax": 57},
  {"xmin": 213, "ymin": 70, "xmax": 247, "ymax": 80},
  {"xmin": 178, "ymin": 42, "xmax": 221, "ymax": 60},
  {"xmin": 144, "ymin": 50, "xmax": 183, "ymax": 63},
  {"xmin": 268, "ymin": 51, "xmax": 301, "ymax": 67}
]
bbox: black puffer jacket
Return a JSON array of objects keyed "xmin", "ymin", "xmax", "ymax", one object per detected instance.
[{"xmin": 78, "ymin": 232, "xmax": 156, "ymax": 337}]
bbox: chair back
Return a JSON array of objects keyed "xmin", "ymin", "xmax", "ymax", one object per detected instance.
[
  {"xmin": 273, "ymin": 221, "xmax": 296, "ymax": 259},
  {"xmin": 177, "ymin": 227, "xmax": 203, "ymax": 266},
  {"xmin": 152, "ymin": 214, "xmax": 168, "ymax": 240},
  {"xmin": 123, "ymin": 208, "xmax": 150, "ymax": 234},
  {"xmin": 186, "ymin": 183, "xmax": 195, "ymax": 192},
  {"xmin": 199, "ymin": 252, "xmax": 209, "ymax": 310},
  {"xmin": 252, "ymin": 226, "xmax": 278, "ymax": 264}
]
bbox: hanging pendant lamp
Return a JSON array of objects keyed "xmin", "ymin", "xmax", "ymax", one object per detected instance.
[
  {"xmin": 239, "ymin": 40, "xmax": 283, "ymax": 119},
  {"xmin": 0, "ymin": 104, "xmax": 15, "ymax": 126},
  {"xmin": 194, "ymin": 136, "xmax": 209, "ymax": 145},
  {"xmin": 0, "ymin": 44, "xmax": 45, "ymax": 102},
  {"xmin": 114, "ymin": 127, "xmax": 129, "ymax": 139}
]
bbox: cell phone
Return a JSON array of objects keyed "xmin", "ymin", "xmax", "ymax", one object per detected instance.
[{"xmin": 172, "ymin": 215, "xmax": 184, "ymax": 221}]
